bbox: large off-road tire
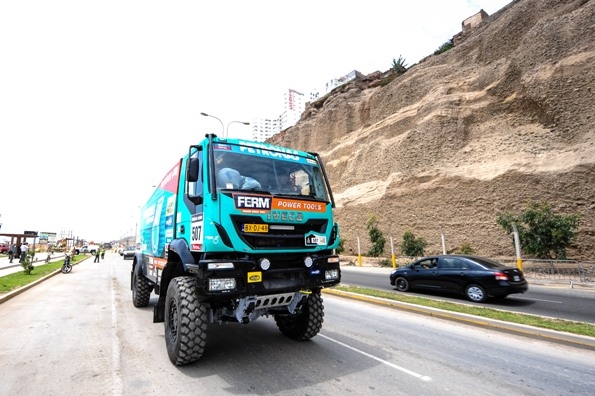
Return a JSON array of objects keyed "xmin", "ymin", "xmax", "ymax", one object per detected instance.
[
  {"xmin": 274, "ymin": 292, "xmax": 324, "ymax": 341},
  {"xmin": 132, "ymin": 270, "xmax": 151, "ymax": 308},
  {"xmin": 165, "ymin": 276, "xmax": 207, "ymax": 365}
]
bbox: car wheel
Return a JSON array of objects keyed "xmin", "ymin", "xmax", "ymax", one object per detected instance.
[
  {"xmin": 394, "ymin": 277, "xmax": 409, "ymax": 292},
  {"xmin": 465, "ymin": 284, "xmax": 487, "ymax": 303}
]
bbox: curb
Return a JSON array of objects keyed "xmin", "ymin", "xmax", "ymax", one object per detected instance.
[{"xmin": 323, "ymin": 288, "xmax": 595, "ymax": 351}]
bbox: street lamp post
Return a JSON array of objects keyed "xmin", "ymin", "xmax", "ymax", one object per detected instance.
[
  {"xmin": 200, "ymin": 112, "xmax": 224, "ymax": 136},
  {"xmin": 226, "ymin": 120, "xmax": 250, "ymax": 137}
]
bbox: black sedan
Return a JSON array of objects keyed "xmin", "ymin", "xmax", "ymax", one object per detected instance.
[{"xmin": 389, "ymin": 255, "xmax": 528, "ymax": 303}]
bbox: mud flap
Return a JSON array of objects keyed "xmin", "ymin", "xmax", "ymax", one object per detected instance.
[{"xmin": 154, "ymin": 301, "xmax": 165, "ymax": 323}]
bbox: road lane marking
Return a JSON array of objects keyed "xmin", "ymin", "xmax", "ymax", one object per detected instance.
[
  {"xmin": 111, "ymin": 262, "xmax": 123, "ymax": 395},
  {"xmin": 319, "ymin": 334, "xmax": 432, "ymax": 382}
]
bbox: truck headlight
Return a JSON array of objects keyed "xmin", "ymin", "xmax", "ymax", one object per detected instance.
[
  {"xmin": 208, "ymin": 278, "xmax": 236, "ymax": 291},
  {"xmin": 325, "ymin": 269, "xmax": 339, "ymax": 281}
]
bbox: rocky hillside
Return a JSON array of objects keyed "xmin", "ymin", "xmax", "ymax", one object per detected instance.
[{"xmin": 269, "ymin": 0, "xmax": 595, "ymax": 259}]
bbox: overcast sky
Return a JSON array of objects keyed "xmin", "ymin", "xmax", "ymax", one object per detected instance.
[{"xmin": 0, "ymin": 0, "xmax": 511, "ymax": 244}]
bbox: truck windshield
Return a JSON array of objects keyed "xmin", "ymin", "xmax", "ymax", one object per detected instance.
[{"xmin": 213, "ymin": 143, "xmax": 329, "ymax": 202}]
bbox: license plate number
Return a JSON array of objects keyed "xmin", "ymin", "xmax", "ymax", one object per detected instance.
[
  {"xmin": 243, "ymin": 224, "xmax": 268, "ymax": 233},
  {"xmin": 513, "ymin": 275, "xmax": 520, "ymax": 281}
]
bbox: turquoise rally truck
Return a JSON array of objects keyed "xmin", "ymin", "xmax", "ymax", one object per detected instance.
[{"xmin": 131, "ymin": 133, "xmax": 341, "ymax": 365}]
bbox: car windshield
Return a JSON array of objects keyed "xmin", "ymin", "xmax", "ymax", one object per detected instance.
[{"xmin": 213, "ymin": 143, "xmax": 330, "ymax": 201}]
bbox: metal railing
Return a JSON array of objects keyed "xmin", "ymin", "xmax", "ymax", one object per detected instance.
[{"xmin": 500, "ymin": 258, "xmax": 594, "ymax": 283}]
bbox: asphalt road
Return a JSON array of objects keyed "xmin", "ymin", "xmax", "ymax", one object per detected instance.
[
  {"xmin": 1, "ymin": 254, "xmax": 594, "ymax": 395},
  {"xmin": 340, "ymin": 266, "xmax": 595, "ymax": 324}
]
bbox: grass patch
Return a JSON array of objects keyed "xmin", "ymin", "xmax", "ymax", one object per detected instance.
[
  {"xmin": 334, "ymin": 285, "xmax": 595, "ymax": 338},
  {"xmin": 0, "ymin": 255, "xmax": 85, "ymax": 294}
]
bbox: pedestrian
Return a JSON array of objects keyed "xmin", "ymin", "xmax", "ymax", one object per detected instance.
[
  {"xmin": 94, "ymin": 247, "xmax": 100, "ymax": 263},
  {"xmin": 20, "ymin": 242, "xmax": 29, "ymax": 263},
  {"xmin": 100, "ymin": 247, "xmax": 105, "ymax": 259},
  {"xmin": 8, "ymin": 243, "xmax": 16, "ymax": 263}
]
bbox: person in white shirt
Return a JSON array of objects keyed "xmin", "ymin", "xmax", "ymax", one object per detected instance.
[{"xmin": 20, "ymin": 242, "xmax": 29, "ymax": 263}]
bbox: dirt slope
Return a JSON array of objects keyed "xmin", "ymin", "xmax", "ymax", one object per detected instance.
[{"xmin": 269, "ymin": 0, "xmax": 595, "ymax": 259}]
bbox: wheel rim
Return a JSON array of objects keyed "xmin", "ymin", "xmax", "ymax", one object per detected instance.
[
  {"xmin": 396, "ymin": 278, "xmax": 408, "ymax": 291},
  {"xmin": 467, "ymin": 286, "xmax": 484, "ymax": 302}
]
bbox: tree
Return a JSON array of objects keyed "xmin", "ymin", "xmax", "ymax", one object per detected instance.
[
  {"xmin": 497, "ymin": 201, "xmax": 580, "ymax": 259},
  {"xmin": 391, "ymin": 55, "xmax": 408, "ymax": 75},
  {"xmin": 400, "ymin": 230, "xmax": 427, "ymax": 257},
  {"xmin": 366, "ymin": 215, "xmax": 386, "ymax": 257}
]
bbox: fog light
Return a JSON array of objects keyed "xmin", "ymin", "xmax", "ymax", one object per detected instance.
[
  {"xmin": 304, "ymin": 256, "xmax": 313, "ymax": 268},
  {"xmin": 208, "ymin": 278, "xmax": 236, "ymax": 291},
  {"xmin": 259, "ymin": 258, "xmax": 271, "ymax": 271},
  {"xmin": 325, "ymin": 269, "xmax": 339, "ymax": 281}
]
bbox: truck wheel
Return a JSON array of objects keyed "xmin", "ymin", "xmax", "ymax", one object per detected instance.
[
  {"xmin": 132, "ymin": 271, "xmax": 151, "ymax": 308},
  {"xmin": 274, "ymin": 292, "xmax": 324, "ymax": 341},
  {"xmin": 165, "ymin": 276, "xmax": 207, "ymax": 365}
]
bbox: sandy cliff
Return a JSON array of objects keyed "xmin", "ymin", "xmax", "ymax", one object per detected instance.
[{"xmin": 269, "ymin": 0, "xmax": 595, "ymax": 259}]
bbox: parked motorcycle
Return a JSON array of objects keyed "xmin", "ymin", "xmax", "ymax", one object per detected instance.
[{"xmin": 61, "ymin": 254, "xmax": 73, "ymax": 274}]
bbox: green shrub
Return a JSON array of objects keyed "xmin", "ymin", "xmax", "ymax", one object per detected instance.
[
  {"xmin": 434, "ymin": 39, "xmax": 454, "ymax": 55},
  {"xmin": 400, "ymin": 230, "xmax": 427, "ymax": 257},
  {"xmin": 366, "ymin": 215, "xmax": 386, "ymax": 257},
  {"xmin": 458, "ymin": 242, "xmax": 476, "ymax": 255},
  {"xmin": 497, "ymin": 201, "xmax": 579, "ymax": 259},
  {"xmin": 391, "ymin": 55, "xmax": 408, "ymax": 75}
]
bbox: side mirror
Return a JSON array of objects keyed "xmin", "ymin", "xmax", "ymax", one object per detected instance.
[{"xmin": 187, "ymin": 157, "xmax": 199, "ymax": 182}]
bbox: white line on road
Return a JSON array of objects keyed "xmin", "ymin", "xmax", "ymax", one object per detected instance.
[
  {"xmin": 111, "ymin": 262, "xmax": 123, "ymax": 395},
  {"xmin": 319, "ymin": 334, "xmax": 432, "ymax": 382}
]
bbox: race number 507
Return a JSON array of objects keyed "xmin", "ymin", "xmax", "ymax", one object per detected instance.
[{"xmin": 191, "ymin": 225, "xmax": 203, "ymax": 243}]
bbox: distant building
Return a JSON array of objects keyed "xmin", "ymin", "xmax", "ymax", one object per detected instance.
[
  {"xmin": 311, "ymin": 70, "xmax": 364, "ymax": 101},
  {"xmin": 462, "ymin": 9, "xmax": 489, "ymax": 32},
  {"xmin": 454, "ymin": 9, "xmax": 490, "ymax": 45},
  {"xmin": 251, "ymin": 89, "xmax": 305, "ymax": 142},
  {"xmin": 250, "ymin": 117, "xmax": 282, "ymax": 142},
  {"xmin": 250, "ymin": 71, "xmax": 362, "ymax": 142}
]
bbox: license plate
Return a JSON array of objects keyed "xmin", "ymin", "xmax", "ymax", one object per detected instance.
[
  {"xmin": 243, "ymin": 224, "xmax": 268, "ymax": 233},
  {"xmin": 513, "ymin": 275, "xmax": 520, "ymax": 281}
]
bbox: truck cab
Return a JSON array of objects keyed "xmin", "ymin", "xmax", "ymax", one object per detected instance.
[{"xmin": 131, "ymin": 134, "xmax": 341, "ymax": 365}]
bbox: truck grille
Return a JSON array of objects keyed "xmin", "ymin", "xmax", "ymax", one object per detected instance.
[{"xmin": 231, "ymin": 215, "xmax": 328, "ymax": 250}]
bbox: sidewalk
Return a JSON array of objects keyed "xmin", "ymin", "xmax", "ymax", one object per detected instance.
[{"xmin": 0, "ymin": 252, "xmax": 68, "ymax": 277}]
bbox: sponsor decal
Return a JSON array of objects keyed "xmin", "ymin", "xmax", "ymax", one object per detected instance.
[
  {"xmin": 272, "ymin": 198, "xmax": 325, "ymax": 212},
  {"xmin": 157, "ymin": 162, "xmax": 180, "ymax": 193},
  {"xmin": 247, "ymin": 271, "xmax": 262, "ymax": 283},
  {"xmin": 213, "ymin": 143, "xmax": 232, "ymax": 151},
  {"xmin": 310, "ymin": 269, "xmax": 321, "ymax": 275},
  {"xmin": 233, "ymin": 194, "xmax": 325, "ymax": 214},
  {"xmin": 234, "ymin": 194, "xmax": 272, "ymax": 213},
  {"xmin": 191, "ymin": 243, "xmax": 203, "ymax": 251},
  {"xmin": 305, "ymin": 232, "xmax": 327, "ymax": 246}
]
